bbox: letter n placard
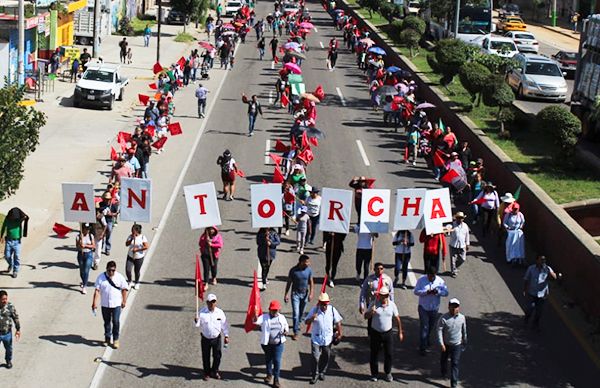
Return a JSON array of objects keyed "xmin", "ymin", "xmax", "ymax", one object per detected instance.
[{"xmin": 120, "ymin": 178, "xmax": 152, "ymax": 223}]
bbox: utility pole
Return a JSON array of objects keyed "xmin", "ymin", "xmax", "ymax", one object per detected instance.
[
  {"xmin": 157, "ymin": 0, "xmax": 162, "ymax": 62},
  {"xmin": 93, "ymin": 0, "xmax": 101, "ymax": 57},
  {"xmin": 17, "ymin": 0, "xmax": 24, "ymax": 85},
  {"xmin": 552, "ymin": 0, "xmax": 557, "ymax": 27},
  {"xmin": 454, "ymin": 0, "xmax": 460, "ymax": 38}
]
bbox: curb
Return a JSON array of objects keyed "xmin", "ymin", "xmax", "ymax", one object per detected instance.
[{"xmin": 536, "ymin": 23, "xmax": 581, "ymax": 42}]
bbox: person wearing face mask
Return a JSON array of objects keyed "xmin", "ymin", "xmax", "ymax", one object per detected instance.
[
  {"xmin": 446, "ymin": 212, "xmax": 470, "ymax": 278},
  {"xmin": 253, "ymin": 300, "xmax": 289, "ymax": 388}
]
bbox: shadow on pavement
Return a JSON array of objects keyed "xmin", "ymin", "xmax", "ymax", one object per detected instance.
[
  {"xmin": 39, "ymin": 334, "xmax": 104, "ymax": 347},
  {"xmin": 38, "ymin": 260, "xmax": 78, "ymax": 269}
]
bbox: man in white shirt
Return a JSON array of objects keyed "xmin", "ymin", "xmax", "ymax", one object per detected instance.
[
  {"xmin": 353, "ymin": 225, "xmax": 378, "ymax": 282},
  {"xmin": 413, "ymin": 268, "xmax": 448, "ymax": 355},
  {"xmin": 305, "ymin": 187, "xmax": 321, "ymax": 245},
  {"xmin": 305, "ymin": 293, "xmax": 343, "ymax": 384},
  {"xmin": 447, "ymin": 212, "xmax": 470, "ymax": 278},
  {"xmin": 91, "ymin": 261, "xmax": 129, "ymax": 349},
  {"xmin": 195, "ymin": 293, "xmax": 229, "ymax": 381}
]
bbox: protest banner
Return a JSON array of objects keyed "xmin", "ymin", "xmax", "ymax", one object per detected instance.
[
  {"xmin": 319, "ymin": 188, "xmax": 353, "ymax": 233},
  {"xmin": 62, "ymin": 183, "xmax": 96, "ymax": 223},
  {"xmin": 393, "ymin": 188, "xmax": 427, "ymax": 230},
  {"xmin": 360, "ymin": 189, "xmax": 391, "ymax": 233},
  {"xmin": 251, "ymin": 184, "xmax": 283, "ymax": 228},
  {"xmin": 120, "ymin": 178, "xmax": 152, "ymax": 223},
  {"xmin": 183, "ymin": 182, "xmax": 222, "ymax": 229}
]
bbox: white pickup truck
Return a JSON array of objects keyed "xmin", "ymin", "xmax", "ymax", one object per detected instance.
[{"xmin": 73, "ymin": 62, "xmax": 128, "ymax": 110}]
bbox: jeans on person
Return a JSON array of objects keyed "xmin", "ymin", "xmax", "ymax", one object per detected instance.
[
  {"xmin": 0, "ymin": 332, "xmax": 13, "ymax": 363},
  {"xmin": 201, "ymin": 335, "xmax": 222, "ymax": 375},
  {"xmin": 418, "ymin": 305, "xmax": 438, "ymax": 351},
  {"xmin": 248, "ymin": 113, "xmax": 257, "ymax": 134},
  {"xmin": 524, "ymin": 295, "xmax": 546, "ymax": 328},
  {"xmin": 311, "ymin": 342, "xmax": 332, "ymax": 377},
  {"xmin": 369, "ymin": 329, "xmax": 393, "ymax": 376},
  {"xmin": 470, "ymin": 203, "xmax": 479, "ymax": 222},
  {"xmin": 201, "ymin": 253, "xmax": 218, "ymax": 283},
  {"xmin": 394, "ymin": 252, "xmax": 411, "ymax": 283},
  {"xmin": 198, "ymin": 98, "xmax": 207, "ymax": 117},
  {"xmin": 258, "ymin": 47, "xmax": 265, "ymax": 60},
  {"xmin": 4, "ymin": 239, "xmax": 21, "ymax": 273},
  {"xmin": 104, "ymin": 220, "xmax": 114, "ymax": 254},
  {"xmin": 441, "ymin": 344, "xmax": 463, "ymax": 387},
  {"xmin": 259, "ymin": 256, "xmax": 272, "ymax": 285},
  {"xmin": 125, "ymin": 255, "xmax": 145, "ymax": 283},
  {"xmin": 308, "ymin": 215, "xmax": 319, "ymax": 243},
  {"xmin": 355, "ymin": 248, "xmax": 372, "ymax": 279},
  {"xmin": 77, "ymin": 251, "xmax": 93, "ymax": 286},
  {"xmin": 101, "ymin": 306, "xmax": 122, "ymax": 341},
  {"xmin": 262, "ymin": 343, "xmax": 284, "ymax": 380},
  {"xmin": 191, "ymin": 67, "xmax": 197, "ymax": 81},
  {"xmin": 144, "ymin": 34, "xmax": 150, "ymax": 47},
  {"xmin": 291, "ymin": 290, "xmax": 308, "ymax": 334}
]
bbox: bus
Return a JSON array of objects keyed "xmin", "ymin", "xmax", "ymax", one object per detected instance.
[{"xmin": 450, "ymin": 0, "xmax": 495, "ymax": 43}]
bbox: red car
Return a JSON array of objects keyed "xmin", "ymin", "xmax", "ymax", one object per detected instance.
[{"xmin": 552, "ymin": 51, "xmax": 578, "ymax": 78}]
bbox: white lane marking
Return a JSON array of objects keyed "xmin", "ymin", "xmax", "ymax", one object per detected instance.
[
  {"xmin": 319, "ymin": 41, "xmax": 324, "ymax": 48},
  {"xmin": 265, "ymin": 139, "xmax": 271, "ymax": 164},
  {"xmin": 390, "ymin": 232, "xmax": 417, "ymax": 287},
  {"xmin": 356, "ymin": 139, "xmax": 371, "ymax": 166},
  {"xmin": 314, "ymin": 27, "xmax": 318, "ymax": 32},
  {"xmin": 89, "ymin": 43, "xmax": 240, "ymax": 388},
  {"xmin": 336, "ymin": 87, "xmax": 346, "ymax": 106},
  {"xmin": 269, "ymin": 90, "xmax": 273, "ymax": 105},
  {"xmin": 271, "ymin": 61, "xmax": 275, "ymax": 69}
]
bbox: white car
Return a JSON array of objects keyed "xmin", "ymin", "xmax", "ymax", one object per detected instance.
[
  {"xmin": 73, "ymin": 62, "xmax": 128, "ymax": 110},
  {"xmin": 406, "ymin": 1, "xmax": 421, "ymax": 15},
  {"xmin": 225, "ymin": 0, "xmax": 243, "ymax": 17},
  {"xmin": 283, "ymin": 2, "xmax": 300, "ymax": 14},
  {"xmin": 504, "ymin": 31, "xmax": 539, "ymax": 53},
  {"xmin": 479, "ymin": 35, "xmax": 519, "ymax": 58},
  {"xmin": 506, "ymin": 53, "xmax": 568, "ymax": 102}
]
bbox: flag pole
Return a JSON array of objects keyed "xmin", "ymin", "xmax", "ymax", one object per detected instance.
[
  {"xmin": 327, "ymin": 233, "xmax": 335, "ymax": 281},
  {"xmin": 370, "ymin": 235, "xmax": 375, "ymax": 272},
  {"xmin": 195, "ymin": 254, "xmax": 200, "ymax": 320}
]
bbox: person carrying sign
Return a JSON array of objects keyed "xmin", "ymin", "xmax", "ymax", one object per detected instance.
[{"xmin": 257, "ymin": 228, "xmax": 281, "ymax": 290}]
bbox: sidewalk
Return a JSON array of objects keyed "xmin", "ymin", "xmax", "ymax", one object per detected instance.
[{"xmin": 0, "ymin": 24, "xmax": 231, "ymax": 387}]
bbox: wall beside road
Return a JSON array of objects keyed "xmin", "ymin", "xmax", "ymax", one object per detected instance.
[{"xmin": 337, "ymin": 1, "xmax": 600, "ymax": 318}]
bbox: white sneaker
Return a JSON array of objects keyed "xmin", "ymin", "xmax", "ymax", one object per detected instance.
[
  {"xmin": 285, "ymin": 230, "xmax": 290, "ymax": 236},
  {"xmin": 328, "ymin": 280, "xmax": 334, "ymax": 288},
  {"xmin": 412, "ymin": 161, "xmax": 416, "ymax": 166},
  {"xmin": 300, "ymin": 249, "xmax": 304, "ymax": 254},
  {"xmin": 128, "ymin": 282, "xmax": 134, "ymax": 289},
  {"xmin": 81, "ymin": 287, "xmax": 87, "ymax": 295},
  {"xmin": 134, "ymin": 283, "xmax": 140, "ymax": 290}
]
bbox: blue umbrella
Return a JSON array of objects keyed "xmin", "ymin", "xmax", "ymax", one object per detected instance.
[
  {"xmin": 386, "ymin": 66, "xmax": 401, "ymax": 73},
  {"xmin": 368, "ymin": 46, "xmax": 386, "ymax": 55}
]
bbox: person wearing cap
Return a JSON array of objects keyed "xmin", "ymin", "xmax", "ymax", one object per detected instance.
[
  {"xmin": 305, "ymin": 293, "xmax": 343, "ymax": 384},
  {"xmin": 76, "ymin": 224, "xmax": 96, "ymax": 294},
  {"xmin": 392, "ymin": 229, "xmax": 414, "ymax": 289},
  {"xmin": 503, "ymin": 203, "xmax": 525, "ymax": 266},
  {"xmin": 295, "ymin": 177, "xmax": 312, "ymax": 202},
  {"xmin": 257, "ymin": 227, "xmax": 281, "ymax": 290},
  {"xmin": 498, "ymin": 192, "xmax": 517, "ymax": 246},
  {"xmin": 414, "ymin": 267, "xmax": 448, "ymax": 355},
  {"xmin": 92, "ymin": 260, "xmax": 128, "ymax": 349},
  {"xmin": 523, "ymin": 255, "xmax": 561, "ymax": 331},
  {"xmin": 353, "ymin": 225, "xmax": 379, "ymax": 282},
  {"xmin": 195, "ymin": 83, "xmax": 209, "ymax": 118},
  {"xmin": 359, "ymin": 262, "xmax": 394, "ymax": 318},
  {"xmin": 216, "ymin": 150, "xmax": 238, "ymax": 201},
  {"xmin": 305, "ymin": 188, "xmax": 321, "ymax": 245},
  {"xmin": 323, "ymin": 231, "xmax": 346, "ymax": 288},
  {"xmin": 470, "ymin": 183, "xmax": 499, "ymax": 237},
  {"xmin": 194, "ymin": 293, "xmax": 229, "ymax": 381},
  {"xmin": 295, "ymin": 206, "xmax": 311, "ymax": 254},
  {"xmin": 437, "ymin": 298, "xmax": 467, "ymax": 388},
  {"xmin": 284, "ymin": 255, "xmax": 314, "ymax": 339},
  {"xmin": 364, "ymin": 286, "xmax": 403, "ymax": 382},
  {"xmin": 253, "ymin": 300, "xmax": 289, "ymax": 387},
  {"xmin": 446, "ymin": 212, "xmax": 470, "ymax": 278}
]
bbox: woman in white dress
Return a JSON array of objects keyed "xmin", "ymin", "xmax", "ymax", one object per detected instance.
[{"xmin": 503, "ymin": 203, "xmax": 525, "ymax": 266}]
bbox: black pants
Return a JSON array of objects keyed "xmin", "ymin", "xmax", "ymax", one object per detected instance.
[
  {"xmin": 394, "ymin": 252, "xmax": 411, "ymax": 282},
  {"xmin": 370, "ymin": 329, "xmax": 393, "ymax": 376},
  {"xmin": 326, "ymin": 246, "xmax": 343, "ymax": 280},
  {"xmin": 423, "ymin": 253, "xmax": 439, "ymax": 274},
  {"xmin": 260, "ymin": 256, "xmax": 272, "ymax": 284},
  {"xmin": 201, "ymin": 335, "xmax": 222, "ymax": 376},
  {"xmin": 308, "ymin": 215, "xmax": 319, "ymax": 243},
  {"xmin": 481, "ymin": 207, "xmax": 495, "ymax": 236},
  {"xmin": 524, "ymin": 295, "xmax": 546, "ymax": 328},
  {"xmin": 125, "ymin": 256, "xmax": 144, "ymax": 283},
  {"xmin": 201, "ymin": 254, "xmax": 218, "ymax": 283},
  {"xmin": 355, "ymin": 249, "xmax": 372, "ymax": 279}
]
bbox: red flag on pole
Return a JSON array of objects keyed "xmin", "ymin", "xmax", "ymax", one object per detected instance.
[
  {"xmin": 177, "ymin": 56, "xmax": 186, "ymax": 70},
  {"xmin": 365, "ymin": 178, "xmax": 376, "ymax": 188},
  {"xmin": 297, "ymin": 147, "xmax": 314, "ymax": 164},
  {"xmin": 269, "ymin": 153, "xmax": 283, "ymax": 165},
  {"xmin": 195, "ymin": 254, "xmax": 205, "ymax": 300},
  {"xmin": 235, "ymin": 169, "xmax": 246, "ymax": 178},
  {"xmin": 138, "ymin": 94, "xmax": 150, "ymax": 106},
  {"xmin": 118, "ymin": 138, "xmax": 128, "ymax": 153},
  {"xmin": 272, "ymin": 167, "xmax": 285, "ymax": 183},
  {"xmin": 153, "ymin": 62, "xmax": 163, "ymax": 74},
  {"xmin": 117, "ymin": 131, "xmax": 132, "ymax": 144},
  {"xmin": 244, "ymin": 271, "xmax": 263, "ymax": 333},
  {"xmin": 146, "ymin": 125, "xmax": 156, "ymax": 137},
  {"xmin": 404, "ymin": 146, "xmax": 409, "ymax": 162},
  {"xmin": 110, "ymin": 146, "xmax": 118, "ymax": 161},
  {"xmin": 376, "ymin": 274, "xmax": 383, "ymax": 300},
  {"xmin": 471, "ymin": 197, "xmax": 487, "ymax": 205},
  {"xmin": 152, "ymin": 137, "xmax": 168, "ymax": 150},
  {"xmin": 275, "ymin": 140, "xmax": 290, "ymax": 152},
  {"xmin": 168, "ymin": 122, "xmax": 183, "ymax": 136},
  {"xmin": 309, "ymin": 136, "xmax": 319, "ymax": 147},
  {"xmin": 433, "ymin": 150, "xmax": 446, "ymax": 167},
  {"xmin": 440, "ymin": 169, "xmax": 460, "ymax": 184},
  {"xmin": 52, "ymin": 223, "xmax": 73, "ymax": 238},
  {"xmin": 301, "ymin": 131, "xmax": 309, "ymax": 149},
  {"xmin": 148, "ymin": 83, "xmax": 158, "ymax": 90},
  {"xmin": 281, "ymin": 92, "xmax": 289, "ymax": 107}
]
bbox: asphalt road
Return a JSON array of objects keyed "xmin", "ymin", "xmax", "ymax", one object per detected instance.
[{"xmin": 96, "ymin": 2, "xmax": 599, "ymax": 387}]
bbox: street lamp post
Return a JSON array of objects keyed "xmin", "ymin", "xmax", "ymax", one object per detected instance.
[
  {"xmin": 157, "ymin": 0, "xmax": 162, "ymax": 63},
  {"xmin": 17, "ymin": 0, "xmax": 24, "ymax": 85},
  {"xmin": 454, "ymin": 0, "xmax": 460, "ymax": 38},
  {"xmin": 552, "ymin": 0, "xmax": 557, "ymax": 27},
  {"xmin": 93, "ymin": 0, "xmax": 101, "ymax": 57}
]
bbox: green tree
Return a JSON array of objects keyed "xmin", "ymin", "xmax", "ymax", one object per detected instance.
[
  {"xmin": 434, "ymin": 39, "xmax": 471, "ymax": 87},
  {"xmin": 402, "ymin": 15, "xmax": 426, "ymax": 35},
  {"xmin": 171, "ymin": 0, "xmax": 210, "ymax": 31},
  {"xmin": 482, "ymin": 75, "xmax": 515, "ymax": 136},
  {"xmin": 401, "ymin": 29, "xmax": 421, "ymax": 57},
  {"xmin": 537, "ymin": 106, "xmax": 582, "ymax": 156},
  {"xmin": 379, "ymin": 3, "xmax": 394, "ymax": 23},
  {"xmin": 390, "ymin": 19, "xmax": 404, "ymax": 41},
  {"xmin": 364, "ymin": 0, "xmax": 382, "ymax": 18},
  {"xmin": 0, "ymin": 82, "xmax": 46, "ymax": 200},
  {"xmin": 458, "ymin": 61, "xmax": 491, "ymax": 106}
]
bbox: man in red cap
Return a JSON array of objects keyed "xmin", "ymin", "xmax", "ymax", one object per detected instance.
[{"xmin": 253, "ymin": 300, "xmax": 289, "ymax": 388}]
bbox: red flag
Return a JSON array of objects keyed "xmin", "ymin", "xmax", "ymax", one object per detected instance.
[
  {"xmin": 272, "ymin": 167, "xmax": 285, "ymax": 183},
  {"xmin": 314, "ymin": 85, "xmax": 325, "ymax": 101},
  {"xmin": 235, "ymin": 169, "xmax": 246, "ymax": 177},
  {"xmin": 404, "ymin": 146, "xmax": 409, "ymax": 162},
  {"xmin": 244, "ymin": 271, "xmax": 263, "ymax": 333},
  {"xmin": 146, "ymin": 125, "xmax": 156, "ymax": 137},
  {"xmin": 177, "ymin": 56, "xmax": 186, "ymax": 70},
  {"xmin": 301, "ymin": 131, "xmax": 309, "ymax": 149},
  {"xmin": 365, "ymin": 178, "xmax": 376, "ymax": 188},
  {"xmin": 269, "ymin": 153, "xmax": 283, "ymax": 165},
  {"xmin": 152, "ymin": 62, "xmax": 163, "ymax": 74},
  {"xmin": 433, "ymin": 150, "xmax": 446, "ymax": 167},
  {"xmin": 309, "ymin": 136, "xmax": 319, "ymax": 147},
  {"xmin": 376, "ymin": 274, "xmax": 383, "ymax": 300},
  {"xmin": 118, "ymin": 138, "xmax": 128, "ymax": 153},
  {"xmin": 440, "ymin": 169, "xmax": 460, "ymax": 184},
  {"xmin": 138, "ymin": 94, "xmax": 150, "ymax": 106},
  {"xmin": 195, "ymin": 254, "xmax": 205, "ymax": 300},
  {"xmin": 471, "ymin": 197, "xmax": 487, "ymax": 205},
  {"xmin": 117, "ymin": 131, "xmax": 132, "ymax": 144},
  {"xmin": 152, "ymin": 137, "xmax": 168, "ymax": 150},
  {"xmin": 274, "ymin": 55, "xmax": 279, "ymax": 64},
  {"xmin": 298, "ymin": 147, "xmax": 314, "ymax": 164},
  {"xmin": 321, "ymin": 275, "xmax": 328, "ymax": 293},
  {"xmin": 168, "ymin": 122, "xmax": 183, "ymax": 136},
  {"xmin": 110, "ymin": 146, "xmax": 118, "ymax": 161},
  {"xmin": 176, "ymin": 79, "xmax": 183, "ymax": 87},
  {"xmin": 52, "ymin": 223, "xmax": 73, "ymax": 238},
  {"xmin": 148, "ymin": 83, "xmax": 158, "ymax": 90},
  {"xmin": 274, "ymin": 140, "xmax": 290, "ymax": 152},
  {"xmin": 281, "ymin": 92, "xmax": 289, "ymax": 107}
]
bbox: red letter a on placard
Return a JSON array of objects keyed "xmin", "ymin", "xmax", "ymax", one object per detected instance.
[
  {"xmin": 430, "ymin": 198, "xmax": 446, "ymax": 219},
  {"xmin": 71, "ymin": 192, "xmax": 90, "ymax": 211}
]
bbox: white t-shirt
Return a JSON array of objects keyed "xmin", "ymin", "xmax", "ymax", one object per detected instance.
[
  {"xmin": 95, "ymin": 271, "xmax": 129, "ymax": 308},
  {"xmin": 368, "ymin": 300, "xmax": 399, "ymax": 333},
  {"xmin": 306, "ymin": 196, "xmax": 321, "ymax": 217},
  {"xmin": 128, "ymin": 234, "xmax": 148, "ymax": 259}
]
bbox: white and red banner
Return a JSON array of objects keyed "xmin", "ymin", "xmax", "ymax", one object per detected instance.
[
  {"xmin": 319, "ymin": 188, "xmax": 353, "ymax": 233},
  {"xmin": 393, "ymin": 188, "xmax": 427, "ymax": 231},
  {"xmin": 62, "ymin": 183, "xmax": 96, "ymax": 223},
  {"xmin": 423, "ymin": 188, "xmax": 452, "ymax": 234},
  {"xmin": 251, "ymin": 183, "xmax": 283, "ymax": 228},
  {"xmin": 183, "ymin": 182, "xmax": 222, "ymax": 229},
  {"xmin": 120, "ymin": 178, "xmax": 152, "ymax": 223},
  {"xmin": 360, "ymin": 189, "xmax": 391, "ymax": 233}
]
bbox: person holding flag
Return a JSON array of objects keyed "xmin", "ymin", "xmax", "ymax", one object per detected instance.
[
  {"xmin": 284, "ymin": 255, "xmax": 314, "ymax": 340},
  {"xmin": 199, "ymin": 227, "xmax": 224, "ymax": 288},
  {"xmin": 194, "ymin": 293, "xmax": 229, "ymax": 381},
  {"xmin": 359, "ymin": 263, "xmax": 394, "ymax": 333},
  {"xmin": 364, "ymin": 286, "xmax": 404, "ymax": 382}
]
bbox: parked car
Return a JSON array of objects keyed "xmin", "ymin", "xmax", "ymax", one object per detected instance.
[
  {"xmin": 480, "ymin": 35, "xmax": 519, "ymax": 58},
  {"xmin": 283, "ymin": 2, "xmax": 300, "ymax": 14},
  {"xmin": 552, "ymin": 50, "xmax": 578, "ymax": 78},
  {"xmin": 406, "ymin": 1, "xmax": 421, "ymax": 15},
  {"xmin": 225, "ymin": 0, "xmax": 243, "ymax": 17},
  {"xmin": 497, "ymin": 16, "xmax": 527, "ymax": 32},
  {"xmin": 166, "ymin": 10, "xmax": 186, "ymax": 25},
  {"xmin": 499, "ymin": 3, "xmax": 520, "ymax": 18},
  {"xmin": 506, "ymin": 53, "xmax": 568, "ymax": 102},
  {"xmin": 73, "ymin": 62, "xmax": 128, "ymax": 110},
  {"xmin": 504, "ymin": 31, "xmax": 539, "ymax": 53}
]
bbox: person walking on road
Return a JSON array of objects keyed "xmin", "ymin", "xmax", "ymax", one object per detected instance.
[
  {"xmin": 364, "ymin": 286, "xmax": 404, "ymax": 382},
  {"xmin": 195, "ymin": 293, "xmax": 229, "ymax": 381},
  {"xmin": 92, "ymin": 261, "xmax": 128, "ymax": 349},
  {"xmin": 359, "ymin": 263, "xmax": 394, "ymax": 332},
  {"xmin": 414, "ymin": 268, "xmax": 448, "ymax": 355},
  {"xmin": 0, "ymin": 290, "xmax": 21, "ymax": 369},
  {"xmin": 392, "ymin": 229, "xmax": 414, "ymax": 289},
  {"xmin": 143, "ymin": 24, "xmax": 151, "ymax": 47},
  {"xmin": 76, "ymin": 224, "xmax": 96, "ymax": 294},
  {"xmin": 195, "ymin": 83, "xmax": 209, "ymax": 118},
  {"xmin": 503, "ymin": 203, "xmax": 525, "ymax": 266},
  {"xmin": 419, "ymin": 229, "xmax": 447, "ymax": 274},
  {"xmin": 447, "ymin": 212, "xmax": 470, "ymax": 278},
  {"xmin": 270, "ymin": 36, "xmax": 279, "ymax": 59},
  {"xmin": 125, "ymin": 224, "xmax": 149, "ymax": 290},
  {"xmin": 327, "ymin": 47, "xmax": 338, "ymax": 70},
  {"xmin": 99, "ymin": 192, "xmax": 118, "ymax": 256},
  {"xmin": 284, "ymin": 255, "xmax": 314, "ymax": 339},
  {"xmin": 257, "ymin": 227, "xmax": 281, "ymax": 290},
  {"xmin": 295, "ymin": 206, "xmax": 311, "ymax": 254},
  {"xmin": 91, "ymin": 208, "xmax": 107, "ymax": 270},
  {"xmin": 523, "ymin": 255, "xmax": 561, "ymax": 331},
  {"xmin": 257, "ymin": 36, "xmax": 266, "ymax": 60},
  {"xmin": 253, "ymin": 300, "xmax": 289, "ymax": 388},
  {"xmin": 353, "ymin": 225, "xmax": 378, "ymax": 282},
  {"xmin": 119, "ymin": 37, "xmax": 128, "ymax": 63},
  {"xmin": 241, "ymin": 93, "xmax": 263, "ymax": 136},
  {"xmin": 323, "ymin": 232, "xmax": 346, "ymax": 288},
  {"xmin": 199, "ymin": 226, "xmax": 224, "ymax": 287},
  {"xmin": 305, "ymin": 293, "xmax": 343, "ymax": 384},
  {"xmin": 438, "ymin": 298, "xmax": 467, "ymax": 388},
  {"xmin": 306, "ymin": 187, "xmax": 321, "ymax": 245},
  {"xmin": 1, "ymin": 207, "xmax": 29, "ymax": 279},
  {"xmin": 216, "ymin": 149, "xmax": 238, "ymax": 201}
]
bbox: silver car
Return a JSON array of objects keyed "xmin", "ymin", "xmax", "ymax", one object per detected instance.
[
  {"xmin": 506, "ymin": 54, "xmax": 568, "ymax": 102},
  {"xmin": 504, "ymin": 31, "xmax": 539, "ymax": 53}
]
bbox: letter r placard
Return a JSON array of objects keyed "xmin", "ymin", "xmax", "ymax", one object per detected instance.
[
  {"xmin": 120, "ymin": 178, "xmax": 152, "ymax": 223},
  {"xmin": 184, "ymin": 182, "xmax": 222, "ymax": 229},
  {"xmin": 320, "ymin": 188, "xmax": 353, "ymax": 233},
  {"xmin": 62, "ymin": 183, "xmax": 96, "ymax": 223}
]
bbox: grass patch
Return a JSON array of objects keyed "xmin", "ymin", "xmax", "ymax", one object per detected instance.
[
  {"xmin": 346, "ymin": 0, "xmax": 389, "ymax": 26},
  {"xmin": 131, "ymin": 17, "xmax": 157, "ymax": 36},
  {"xmin": 174, "ymin": 32, "xmax": 196, "ymax": 43},
  {"xmin": 0, "ymin": 213, "xmax": 4, "ymax": 228}
]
